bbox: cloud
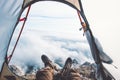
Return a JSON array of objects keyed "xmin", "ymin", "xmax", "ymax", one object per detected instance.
[{"xmin": 8, "ymin": 30, "xmax": 94, "ymax": 73}]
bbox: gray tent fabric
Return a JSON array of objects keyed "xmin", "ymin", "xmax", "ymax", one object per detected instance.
[
  {"xmin": 0, "ymin": 0, "xmax": 23, "ymax": 71},
  {"xmin": 23, "ymin": 0, "xmax": 81, "ymax": 10},
  {"xmin": 85, "ymin": 31, "xmax": 113, "ymax": 64},
  {"xmin": 85, "ymin": 30, "xmax": 114, "ymax": 80},
  {"xmin": 95, "ymin": 38, "xmax": 113, "ymax": 64}
]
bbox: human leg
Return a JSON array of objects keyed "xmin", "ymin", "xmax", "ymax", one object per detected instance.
[{"xmin": 36, "ymin": 55, "xmax": 57, "ymax": 80}]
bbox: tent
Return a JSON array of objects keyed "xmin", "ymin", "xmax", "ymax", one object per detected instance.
[{"xmin": 0, "ymin": 0, "xmax": 115, "ymax": 80}]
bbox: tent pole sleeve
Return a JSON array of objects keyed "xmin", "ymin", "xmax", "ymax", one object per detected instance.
[{"xmin": 7, "ymin": 5, "xmax": 31, "ymax": 63}]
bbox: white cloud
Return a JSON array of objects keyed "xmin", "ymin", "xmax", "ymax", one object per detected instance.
[{"xmin": 8, "ymin": 30, "xmax": 93, "ymax": 72}]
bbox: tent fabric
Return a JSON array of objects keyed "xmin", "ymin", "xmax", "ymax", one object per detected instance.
[
  {"xmin": 65, "ymin": 0, "xmax": 80, "ymax": 10},
  {"xmin": 0, "ymin": 0, "xmax": 24, "ymax": 72},
  {"xmin": 94, "ymin": 38, "xmax": 113, "ymax": 64},
  {"xmin": 85, "ymin": 30, "xmax": 114, "ymax": 79},
  {"xmin": 23, "ymin": 0, "xmax": 81, "ymax": 10},
  {"xmin": 85, "ymin": 31, "xmax": 113, "ymax": 64},
  {"xmin": 0, "ymin": 63, "xmax": 24, "ymax": 80}
]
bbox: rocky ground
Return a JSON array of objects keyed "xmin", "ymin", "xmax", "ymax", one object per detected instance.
[{"xmin": 9, "ymin": 62, "xmax": 96, "ymax": 80}]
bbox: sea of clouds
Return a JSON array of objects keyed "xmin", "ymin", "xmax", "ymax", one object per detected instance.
[{"xmin": 8, "ymin": 29, "xmax": 94, "ymax": 73}]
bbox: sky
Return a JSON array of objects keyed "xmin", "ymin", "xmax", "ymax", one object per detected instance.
[{"xmin": 8, "ymin": 0, "xmax": 120, "ymax": 79}]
